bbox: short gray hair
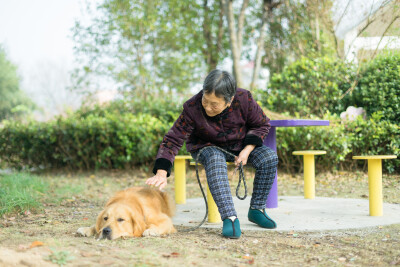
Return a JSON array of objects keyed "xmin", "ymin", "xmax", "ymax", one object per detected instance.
[{"xmin": 202, "ymin": 70, "xmax": 237, "ymax": 103}]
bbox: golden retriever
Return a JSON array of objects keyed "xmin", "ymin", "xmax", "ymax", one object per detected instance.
[{"xmin": 76, "ymin": 187, "xmax": 176, "ymax": 239}]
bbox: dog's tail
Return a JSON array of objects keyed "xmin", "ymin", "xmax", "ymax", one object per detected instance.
[{"xmin": 160, "ymin": 191, "xmax": 176, "ymax": 217}]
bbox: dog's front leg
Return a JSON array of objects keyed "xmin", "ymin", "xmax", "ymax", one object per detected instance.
[{"xmin": 76, "ymin": 225, "xmax": 97, "ymax": 237}]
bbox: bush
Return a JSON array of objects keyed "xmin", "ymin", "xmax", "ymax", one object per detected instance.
[
  {"xmin": 0, "ymin": 111, "xmax": 173, "ymax": 170},
  {"xmin": 262, "ymin": 56, "xmax": 355, "ymax": 117},
  {"xmin": 276, "ymin": 112, "xmax": 400, "ymax": 174},
  {"xmin": 76, "ymin": 94, "xmax": 183, "ymax": 124},
  {"xmin": 348, "ymin": 51, "xmax": 400, "ymax": 124}
]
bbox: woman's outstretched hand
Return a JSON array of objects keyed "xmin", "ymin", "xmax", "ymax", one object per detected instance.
[{"xmin": 145, "ymin": 170, "xmax": 168, "ymax": 190}]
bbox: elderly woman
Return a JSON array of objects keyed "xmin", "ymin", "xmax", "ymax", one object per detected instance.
[{"xmin": 146, "ymin": 70, "xmax": 278, "ymax": 239}]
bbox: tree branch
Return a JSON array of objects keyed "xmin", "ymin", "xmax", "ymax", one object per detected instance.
[{"xmin": 237, "ymin": 0, "xmax": 249, "ymax": 53}]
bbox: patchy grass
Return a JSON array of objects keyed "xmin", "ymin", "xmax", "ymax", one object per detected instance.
[
  {"xmin": 0, "ymin": 172, "xmax": 85, "ymax": 216},
  {"xmin": 0, "ymin": 168, "xmax": 399, "ymax": 266},
  {"xmin": 0, "ymin": 173, "xmax": 49, "ymax": 215}
]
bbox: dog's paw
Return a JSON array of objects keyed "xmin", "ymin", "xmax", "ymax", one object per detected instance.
[
  {"xmin": 76, "ymin": 227, "xmax": 93, "ymax": 237},
  {"xmin": 142, "ymin": 228, "xmax": 160, "ymax": 237}
]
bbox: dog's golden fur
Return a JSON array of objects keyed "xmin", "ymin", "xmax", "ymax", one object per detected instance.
[{"xmin": 77, "ymin": 187, "xmax": 176, "ymax": 239}]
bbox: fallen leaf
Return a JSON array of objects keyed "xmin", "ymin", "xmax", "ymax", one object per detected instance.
[
  {"xmin": 163, "ymin": 252, "xmax": 180, "ymax": 258},
  {"xmin": 338, "ymin": 257, "xmax": 346, "ymax": 262},
  {"xmin": 81, "ymin": 251, "xmax": 93, "ymax": 257},
  {"xmin": 30, "ymin": 241, "xmax": 44, "ymax": 248}
]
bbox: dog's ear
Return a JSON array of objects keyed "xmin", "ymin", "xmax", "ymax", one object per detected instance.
[
  {"xmin": 129, "ymin": 208, "xmax": 146, "ymax": 237},
  {"xmin": 95, "ymin": 209, "xmax": 106, "ymax": 234}
]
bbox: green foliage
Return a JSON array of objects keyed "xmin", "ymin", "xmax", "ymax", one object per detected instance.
[
  {"xmin": 277, "ymin": 112, "xmax": 400, "ymax": 174},
  {"xmin": 265, "ymin": 0, "xmax": 337, "ymax": 74},
  {"xmin": 0, "ymin": 173, "xmax": 48, "ymax": 216},
  {"xmin": 0, "ymin": 109, "xmax": 175, "ymax": 170},
  {"xmin": 348, "ymin": 51, "xmax": 400, "ymax": 124},
  {"xmin": 263, "ymin": 56, "xmax": 355, "ymax": 117},
  {"xmin": 45, "ymin": 249, "xmax": 75, "ymax": 267},
  {"xmin": 76, "ymin": 94, "xmax": 183, "ymax": 124},
  {"xmin": 72, "ymin": 0, "xmax": 229, "ymax": 95},
  {"xmin": 0, "ymin": 46, "xmax": 35, "ymax": 121}
]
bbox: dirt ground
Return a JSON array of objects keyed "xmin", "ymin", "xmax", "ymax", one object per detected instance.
[{"xmin": 1, "ymin": 168, "xmax": 400, "ymax": 266}]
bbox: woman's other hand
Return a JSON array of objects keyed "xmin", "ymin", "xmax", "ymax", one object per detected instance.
[
  {"xmin": 235, "ymin": 145, "xmax": 256, "ymax": 167},
  {"xmin": 146, "ymin": 170, "xmax": 168, "ymax": 190}
]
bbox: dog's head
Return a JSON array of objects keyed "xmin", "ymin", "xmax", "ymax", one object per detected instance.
[{"xmin": 95, "ymin": 203, "xmax": 146, "ymax": 240}]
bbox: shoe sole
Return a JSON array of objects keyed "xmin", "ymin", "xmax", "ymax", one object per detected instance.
[{"xmin": 248, "ymin": 218, "xmax": 277, "ymax": 229}]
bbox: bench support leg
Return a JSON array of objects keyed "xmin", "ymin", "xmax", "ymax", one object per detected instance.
[
  {"xmin": 174, "ymin": 159, "xmax": 186, "ymax": 204},
  {"xmin": 303, "ymin": 155, "xmax": 315, "ymax": 199},
  {"xmin": 368, "ymin": 159, "xmax": 383, "ymax": 216},
  {"xmin": 207, "ymin": 184, "xmax": 221, "ymax": 223}
]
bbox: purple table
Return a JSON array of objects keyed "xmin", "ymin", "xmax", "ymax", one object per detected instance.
[{"xmin": 264, "ymin": 120, "xmax": 330, "ymax": 208}]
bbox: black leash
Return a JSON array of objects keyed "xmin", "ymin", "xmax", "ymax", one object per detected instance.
[{"xmin": 179, "ymin": 146, "xmax": 247, "ymax": 232}]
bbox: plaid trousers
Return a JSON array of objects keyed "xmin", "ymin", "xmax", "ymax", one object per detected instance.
[{"xmin": 191, "ymin": 145, "xmax": 278, "ymax": 220}]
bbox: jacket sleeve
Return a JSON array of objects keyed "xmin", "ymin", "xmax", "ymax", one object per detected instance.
[
  {"xmin": 153, "ymin": 106, "xmax": 195, "ymax": 177},
  {"xmin": 243, "ymin": 91, "xmax": 271, "ymax": 147}
]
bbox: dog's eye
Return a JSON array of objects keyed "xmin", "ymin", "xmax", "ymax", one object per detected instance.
[
  {"xmin": 117, "ymin": 218, "xmax": 124, "ymax": 222},
  {"xmin": 104, "ymin": 217, "xmax": 108, "ymax": 221}
]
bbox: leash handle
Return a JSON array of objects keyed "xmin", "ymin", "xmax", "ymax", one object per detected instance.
[{"xmin": 235, "ymin": 162, "xmax": 247, "ymax": 200}]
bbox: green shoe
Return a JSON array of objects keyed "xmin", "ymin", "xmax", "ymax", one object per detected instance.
[
  {"xmin": 222, "ymin": 217, "xmax": 241, "ymax": 239},
  {"xmin": 248, "ymin": 208, "xmax": 277, "ymax": 229}
]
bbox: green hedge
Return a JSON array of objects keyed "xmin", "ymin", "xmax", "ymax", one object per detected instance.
[
  {"xmin": 277, "ymin": 112, "xmax": 400, "ymax": 174},
  {"xmin": 349, "ymin": 52, "xmax": 400, "ymax": 124},
  {"xmin": 263, "ymin": 56, "xmax": 355, "ymax": 117},
  {"xmin": 0, "ymin": 112, "xmax": 172, "ymax": 170},
  {"xmin": 1, "ymin": 110, "xmax": 398, "ymax": 173}
]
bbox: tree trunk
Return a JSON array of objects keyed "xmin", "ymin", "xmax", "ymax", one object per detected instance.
[
  {"xmin": 202, "ymin": 0, "xmax": 225, "ymax": 72},
  {"xmin": 222, "ymin": 0, "xmax": 249, "ymax": 87},
  {"xmin": 250, "ymin": 0, "xmax": 281, "ymax": 90}
]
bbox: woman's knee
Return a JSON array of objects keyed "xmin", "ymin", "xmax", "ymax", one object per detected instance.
[
  {"xmin": 251, "ymin": 146, "xmax": 278, "ymax": 169},
  {"xmin": 198, "ymin": 147, "xmax": 226, "ymax": 165}
]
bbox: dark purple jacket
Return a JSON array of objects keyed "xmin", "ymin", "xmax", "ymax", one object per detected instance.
[{"xmin": 153, "ymin": 88, "xmax": 271, "ymax": 176}]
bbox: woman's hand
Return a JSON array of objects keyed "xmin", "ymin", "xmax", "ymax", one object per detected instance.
[
  {"xmin": 145, "ymin": 170, "xmax": 168, "ymax": 190},
  {"xmin": 235, "ymin": 145, "xmax": 256, "ymax": 167}
]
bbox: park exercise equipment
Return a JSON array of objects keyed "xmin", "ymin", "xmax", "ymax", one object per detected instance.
[
  {"xmin": 292, "ymin": 150, "xmax": 326, "ymax": 199},
  {"xmin": 352, "ymin": 155, "xmax": 397, "ymax": 216}
]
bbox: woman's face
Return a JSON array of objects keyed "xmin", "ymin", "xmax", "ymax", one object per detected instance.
[{"xmin": 202, "ymin": 92, "xmax": 232, "ymax": 117}]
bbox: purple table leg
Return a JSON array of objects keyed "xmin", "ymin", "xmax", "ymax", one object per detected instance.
[
  {"xmin": 264, "ymin": 127, "xmax": 278, "ymax": 208},
  {"xmin": 261, "ymin": 119, "xmax": 329, "ymax": 208}
]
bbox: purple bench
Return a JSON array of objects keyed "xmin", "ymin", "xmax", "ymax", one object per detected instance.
[{"xmin": 264, "ymin": 120, "xmax": 330, "ymax": 208}]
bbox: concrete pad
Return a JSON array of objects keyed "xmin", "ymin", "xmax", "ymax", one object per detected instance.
[{"xmin": 173, "ymin": 196, "xmax": 400, "ymax": 231}]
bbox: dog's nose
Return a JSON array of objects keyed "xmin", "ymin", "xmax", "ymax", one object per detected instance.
[{"xmin": 102, "ymin": 227, "xmax": 111, "ymax": 236}]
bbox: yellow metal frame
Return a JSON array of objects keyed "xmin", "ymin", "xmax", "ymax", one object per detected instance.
[
  {"xmin": 353, "ymin": 155, "xmax": 397, "ymax": 216},
  {"xmin": 174, "ymin": 155, "xmax": 192, "ymax": 204},
  {"xmin": 293, "ymin": 150, "xmax": 326, "ymax": 199}
]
